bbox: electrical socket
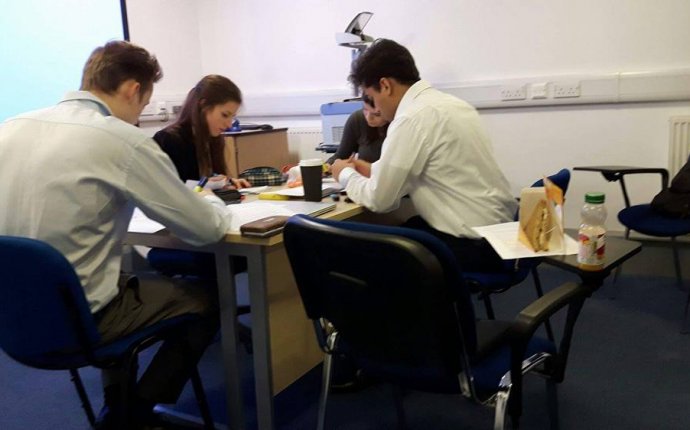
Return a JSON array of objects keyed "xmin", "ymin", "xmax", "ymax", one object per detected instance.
[
  {"xmin": 172, "ymin": 104, "xmax": 182, "ymax": 114},
  {"xmin": 500, "ymin": 85, "xmax": 527, "ymax": 101},
  {"xmin": 553, "ymin": 82, "xmax": 581, "ymax": 98},
  {"xmin": 155, "ymin": 101, "xmax": 167, "ymax": 115},
  {"xmin": 530, "ymin": 82, "xmax": 548, "ymax": 99}
]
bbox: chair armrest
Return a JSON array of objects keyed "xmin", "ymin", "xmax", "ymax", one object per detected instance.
[
  {"xmin": 503, "ymin": 281, "xmax": 587, "ymax": 422},
  {"xmin": 574, "ymin": 166, "xmax": 669, "ymax": 207},
  {"xmin": 510, "ymin": 282, "xmax": 586, "ymax": 342},
  {"xmin": 574, "ymin": 165, "xmax": 668, "ymax": 183}
]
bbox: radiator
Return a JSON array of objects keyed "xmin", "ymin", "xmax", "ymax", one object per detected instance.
[
  {"xmin": 287, "ymin": 128, "xmax": 326, "ymax": 161},
  {"xmin": 669, "ymin": 116, "xmax": 690, "ymax": 177}
]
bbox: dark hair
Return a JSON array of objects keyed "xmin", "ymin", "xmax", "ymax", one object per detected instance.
[
  {"xmin": 349, "ymin": 39, "xmax": 420, "ymax": 90},
  {"xmin": 80, "ymin": 41, "xmax": 162, "ymax": 96},
  {"xmin": 361, "ymin": 100, "xmax": 388, "ymax": 142},
  {"xmin": 365, "ymin": 120, "xmax": 388, "ymax": 143},
  {"xmin": 173, "ymin": 75, "xmax": 243, "ymax": 177}
]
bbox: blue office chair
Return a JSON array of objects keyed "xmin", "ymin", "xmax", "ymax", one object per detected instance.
[
  {"xmin": 0, "ymin": 236, "xmax": 215, "ymax": 429},
  {"xmin": 284, "ymin": 214, "xmax": 587, "ymax": 430},
  {"xmin": 573, "ymin": 166, "xmax": 690, "ymax": 331},
  {"xmin": 464, "ymin": 168, "xmax": 571, "ymax": 340}
]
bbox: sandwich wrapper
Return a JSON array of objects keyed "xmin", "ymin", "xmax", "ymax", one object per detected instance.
[{"xmin": 517, "ymin": 178, "xmax": 565, "ymax": 253}]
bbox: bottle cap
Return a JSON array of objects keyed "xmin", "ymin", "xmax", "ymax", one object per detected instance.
[{"xmin": 584, "ymin": 192, "xmax": 605, "ymax": 204}]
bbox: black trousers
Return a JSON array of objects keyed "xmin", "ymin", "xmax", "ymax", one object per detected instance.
[
  {"xmin": 95, "ymin": 273, "xmax": 219, "ymax": 404},
  {"xmin": 402, "ymin": 216, "xmax": 506, "ymax": 273}
]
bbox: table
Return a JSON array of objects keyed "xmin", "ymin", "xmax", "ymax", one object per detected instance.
[
  {"xmin": 125, "ymin": 193, "xmax": 416, "ymax": 430},
  {"xmin": 543, "ymin": 231, "xmax": 642, "ymax": 291}
]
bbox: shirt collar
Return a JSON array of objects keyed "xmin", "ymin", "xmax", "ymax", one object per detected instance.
[
  {"xmin": 395, "ymin": 80, "xmax": 431, "ymax": 117},
  {"xmin": 60, "ymin": 91, "xmax": 113, "ymax": 117}
]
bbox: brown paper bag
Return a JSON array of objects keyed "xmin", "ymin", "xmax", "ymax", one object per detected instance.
[{"xmin": 517, "ymin": 178, "xmax": 565, "ymax": 252}]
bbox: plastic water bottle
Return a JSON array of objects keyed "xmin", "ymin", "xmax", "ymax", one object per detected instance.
[{"xmin": 577, "ymin": 192, "xmax": 607, "ymax": 270}]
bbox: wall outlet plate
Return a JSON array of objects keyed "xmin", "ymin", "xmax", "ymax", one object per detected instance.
[
  {"xmin": 553, "ymin": 82, "xmax": 581, "ymax": 98},
  {"xmin": 531, "ymin": 82, "xmax": 549, "ymax": 99},
  {"xmin": 500, "ymin": 85, "xmax": 527, "ymax": 101}
]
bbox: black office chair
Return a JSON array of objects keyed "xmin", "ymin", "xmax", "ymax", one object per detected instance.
[
  {"xmin": 464, "ymin": 168, "xmax": 571, "ymax": 340},
  {"xmin": 284, "ymin": 214, "xmax": 587, "ymax": 430},
  {"xmin": 574, "ymin": 165, "xmax": 690, "ymax": 331},
  {"xmin": 0, "ymin": 236, "xmax": 215, "ymax": 429}
]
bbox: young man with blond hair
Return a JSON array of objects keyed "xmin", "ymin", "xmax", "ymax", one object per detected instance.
[{"xmin": 0, "ymin": 41, "xmax": 228, "ymax": 428}]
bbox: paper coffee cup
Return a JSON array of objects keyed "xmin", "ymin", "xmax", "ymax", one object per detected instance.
[{"xmin": 299, "ymin": 159, "xmax": 323, "ymax": 202}]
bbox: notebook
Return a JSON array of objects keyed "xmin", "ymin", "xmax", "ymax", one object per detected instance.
[
  {"xmin": 225, "ymin": 200, "xmax": 336, "ymax": 233},
  {"xmin": 270, "ymin": 183, "xmax": 342, "ymax": 198}
]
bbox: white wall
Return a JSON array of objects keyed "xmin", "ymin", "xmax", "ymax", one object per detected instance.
[
  {"xmin": 127, "ymin": 0, "xmax": 690, "ymax": 232},
  {"xmin": 126, "ymin": 0, "xmax": 202, "ymax": 99}
]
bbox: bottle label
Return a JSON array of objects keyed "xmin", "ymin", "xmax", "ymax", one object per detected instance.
[{"xmin": 577, "ymin": 232, "xmax": 605, "ymax": 267}]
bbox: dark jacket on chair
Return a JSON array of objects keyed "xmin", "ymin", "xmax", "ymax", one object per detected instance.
[{"xmin": 652, "ymin": 157, "xmax": 690, "ymax": 218}]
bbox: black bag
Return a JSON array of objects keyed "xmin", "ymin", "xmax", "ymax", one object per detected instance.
[{"xmin": 651, "ymin": 158, "xmax": 690, "ymax": 218}]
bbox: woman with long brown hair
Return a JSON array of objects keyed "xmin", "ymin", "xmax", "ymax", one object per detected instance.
[
  {"xmin": 148, "ymin": 75, "xmax": 250, "ymax": 279},
  {"xmin": 154, "ymin": 74, "xmax": 249, "ymax": 187}
]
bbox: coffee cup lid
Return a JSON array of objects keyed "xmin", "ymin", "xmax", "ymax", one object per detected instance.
[{"xmin": 299, "ymin": 158, "xmax": 323, "ymax": 167}]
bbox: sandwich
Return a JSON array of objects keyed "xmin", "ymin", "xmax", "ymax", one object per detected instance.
[{"xmin": 522, "ymin": 199, "xmax": 552, "ymax": 251}]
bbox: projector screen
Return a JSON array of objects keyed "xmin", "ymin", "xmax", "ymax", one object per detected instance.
[{"xmin": 0, "ymin": 0, "xmax": 127, "ymax": 121}]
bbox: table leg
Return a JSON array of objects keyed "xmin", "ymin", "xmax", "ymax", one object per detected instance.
[
  {"xmin": 215, "ymin": 249, "xmax": 246, "ymax": 430},
  {"xmin": 246, "ymin": 247, "xmax": 275, "ymax": 430}
]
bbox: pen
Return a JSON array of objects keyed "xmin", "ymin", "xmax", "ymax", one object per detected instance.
[{"xmin": 194, "ymin": 176, "xmax": 208, "ymax": 192}]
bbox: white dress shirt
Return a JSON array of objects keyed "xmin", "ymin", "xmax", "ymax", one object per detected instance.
[
  {"xmin": 0, "ymin": 92, "xmax": 229, "ymax": 312},
  {"xmin": 339, "ymin": 80, "xmax": 517, "ymax": 239}
]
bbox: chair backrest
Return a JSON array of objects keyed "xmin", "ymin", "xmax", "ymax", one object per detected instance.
[
  {"xmin": 531, "ymin": 168, "xmax": 571, "ymax": 194},
  {"xmin": 284, "ymin": 215, "xmax": 478, "ymax": 385},
  {"xmin": 0, "ymin": 236, "xmax": 100, "ymax": 366}
]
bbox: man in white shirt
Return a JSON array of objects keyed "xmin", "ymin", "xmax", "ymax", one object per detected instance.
[
  {"xmin": 331, "ymin": 39, "xmax": 517, "ymax": 273},
  {"xmin": 0, "ymin": 41, "xmax": 227, "ymax": 428}
]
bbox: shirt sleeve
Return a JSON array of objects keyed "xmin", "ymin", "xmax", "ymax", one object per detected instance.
[
  {"xmin": 327, "ymin": 110, "xmax": 364, "ymax": 164},
  {"xmin": 124, "ymin": 135, "xmax": 229, "ymax": 246},
  {"xmin": 344, "ymin": 116, "xmax": 426, "ymax": 213}
]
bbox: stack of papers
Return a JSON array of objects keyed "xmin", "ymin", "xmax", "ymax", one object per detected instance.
[
  {"xmin": 127, "ymin": 201, "xmax": 337, "ymax": 235},
  {"xmin": 269, "ymin": 183, "xmax": 343, "ymax": 198},
  {"xmin": 128, "ymin": 208, "xmax": 165, "ymax": 233},
  {"xmin": 224, "ymin": 200, "xmax": 335, "ymax": 232}
]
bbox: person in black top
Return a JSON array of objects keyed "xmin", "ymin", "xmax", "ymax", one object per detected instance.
[
  {"xmin": 153, "ymin": 74, "xmax": 250, "ymax": 188},
  {"xmin": 327, "ymin": 99, "xmax": 389, "ymax": 168},
  {"xmin": 148, "ymin": 75, "xmax": 250, "ymax": 278}
]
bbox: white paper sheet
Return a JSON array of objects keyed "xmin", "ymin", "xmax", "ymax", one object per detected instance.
[
  {"xmin": 271, "ymin": 183, "xmax": 343, "ymax": 197},
  {"xmin": 128, "ymin": 208, "xmax": 165, "ymax": 233},
  {"xmin": 223, "ymin": 200, "xmax": 336, "ymax": 233},
  {"xmin": 127, "ymin": 200, "xmax": 335, "ymax": 235},
  {"xmin": 239, "ymin": 185, "xmax": 269, "ymax": 195},
  {"xmin": 472, "ymin": 221, "xmax": 579, "ymax": 260}
]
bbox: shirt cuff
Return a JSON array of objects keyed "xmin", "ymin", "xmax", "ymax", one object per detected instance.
[
  {"xmin": 203, "ymin": 193, "xmax": 226, "ymax": 209},
  {"xmin": 338, "ymin": 167, "xmax": 357, "ymax": 188}
]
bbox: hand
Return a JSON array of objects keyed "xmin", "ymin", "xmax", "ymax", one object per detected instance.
[
  {"xmin": 331, "ymin": 156, "xmax": 356, "ymax": 182},
  {"xmin": 353, "ymin": 159, "xmax": 372, "ymax": 178},
  {"xmin": 230, "ymin": 177, "xmax": 251, "ymax": 189}
]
